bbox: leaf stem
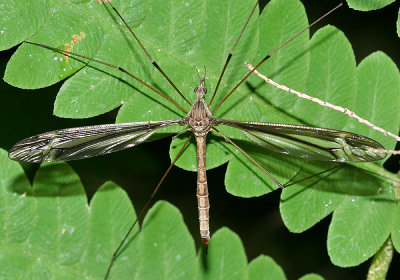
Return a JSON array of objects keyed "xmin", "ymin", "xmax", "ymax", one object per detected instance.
[{"xmin": 367, "ymin": 237, "xmax": 393, "ymax": 280}]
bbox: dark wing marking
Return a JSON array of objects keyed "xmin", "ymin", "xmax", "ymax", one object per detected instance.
[
  {"xmin": 9, "ymin": 120, "xmax": 182, "ymax": 163},
  {"xmin": 216, "ymin": 119, "xmax": 386, "ymax": 162}
]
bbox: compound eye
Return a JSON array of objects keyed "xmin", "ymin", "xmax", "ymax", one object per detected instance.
[
  {"xmin": 194, "ymin": 87, "xmax": 199, "ymax": 92},
  {"xmin": 203, "ymin": 88, "xmax": 207, "ymax": 94}
]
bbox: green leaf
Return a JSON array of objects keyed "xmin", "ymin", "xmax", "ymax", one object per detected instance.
[
  {"xmin": 0, "ymin": 148, "xmax": 326, "ymax": 279},
  {"xmin": 0, "ymin": 148, "xmax": 139, "ymax": 279},
  {"xmin": 346, "ymin": 0, "xmax": 396, "ymax": 11},
  {"xmin": 397, "ymin": 8, "xmax": 400, "ymax": 38},
  {"xmin": 4, "ymin": 2, "xmax": 105, "ymax": 90},
  {"xmin": 253, "ymin": 0, "xmax": 309, "ymax": 113},
  {"xmin": 0, "ymin": 0, "xmax": 49, "ymax": 51},
  {"xmin": 280, "ymin": 51, "xmax": 400, "ymax": 231},
  {"xmin": 296, "ymin": 25, "xmax": 357, "ymax": 130},
  {"xmin": 0, "ymin": 147, "xmax": 193, "ymax": 279},
  {"xmin": 279, "ymin": 28, "xmax": 400, "ymax": 268},
  {"xmin": 248, "ymin": 255, "xmax": 287, "ymax": 280},
  {"xmin": 280, "ymin": 165, "xmax": 349, "ymax": 233},
  {"xmin": 344, "ymin": 51, "xmax": 400, "ymax": 154},
  {"xmin": 136, "ymin": 201, "xmax": 197, "ymax": 280},
  {"xmin": 198, "ymin": 228, "xmax": 248, "ymax": 280},
  {"xmin": 392, "ymin": 194, "xmax": 400, "ymax": 252},
  {"xmin": 82, "ymin": 182, "xmax": 139, "ymax": 279},
  {"xmin": 327, "ymin": 179, "xmax": 396, "ymax": 267},
  {"xmin": 0, "ymin": 146, "xmax": 33, "ymax": 245},
  {"xmin": 298, "ymin": 274, "xmax": 325, "ymax": 280}
]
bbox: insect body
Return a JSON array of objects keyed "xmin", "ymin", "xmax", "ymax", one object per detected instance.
[{"xmin": 8, "ymin": 77, "xmax": 386, "ymax": 246}]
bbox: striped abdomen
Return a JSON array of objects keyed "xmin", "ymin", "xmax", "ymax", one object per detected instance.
[{"xmin": 196, "ymin": 135, "xmax": 210, "ymax": 247}]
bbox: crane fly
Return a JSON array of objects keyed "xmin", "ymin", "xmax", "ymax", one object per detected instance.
[{"xmin": 8, "ymin": 0, "xmax": 386, "ymax": 277}]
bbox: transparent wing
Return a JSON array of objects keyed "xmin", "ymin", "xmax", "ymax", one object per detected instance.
[
  {"xmin": 9, "ymin": 120, "xmax": 183, "ymax": 163},
  {"xmin": 217, "ymin": 119, "xmax": 386, "ymax": 162}
]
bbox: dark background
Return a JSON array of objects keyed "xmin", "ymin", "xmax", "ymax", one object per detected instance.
[{"xmin": 1, "ymin": 0, "xmax": 399, "ymax": 279}]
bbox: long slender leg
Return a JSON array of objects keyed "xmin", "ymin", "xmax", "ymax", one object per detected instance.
[
  {"xmin": 23, "ymin": 41, "xmax": 188, "ymax": 114},
  {"xmin": 104, "ymin": 135, "xmax": 193, "ymax": 279},
  {"xmin": 211, "ymin": 3, "xmax": 343, "ymax": 114},
  {"xmin": 212, "ymin": 127, "xmax": 284, "ymax": 189},
  {"xmin": 208, "ymin": 0, "xmax": 260, "ymax": 106},
  {"xmin": 103, "ymin": 0, "xmax": 191, "ymax": 106},
  {"xmin": 283, "ymin": 165, "xmax": 343, "ymax": 188}
]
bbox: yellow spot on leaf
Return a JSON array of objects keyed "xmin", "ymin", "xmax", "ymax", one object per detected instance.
[{"xmin": 62, "ymin": 32, "xmax": 87, "ymax": 62}]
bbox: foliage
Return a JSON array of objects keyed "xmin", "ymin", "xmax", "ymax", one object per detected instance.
[
  {"xmin": 397, "ymin": 7, "xmax": 400, "ymax": 38},
  {"xmin": 1, "ymin": 0, "xmax": 399, "ymax": 278},
  {"xmin": 0, "ymin": 148, "xmax": 320, "ymax": 279},
  {"xmin": 346, "ymin": 0, "xmax": 396, "ymax": 11}
]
